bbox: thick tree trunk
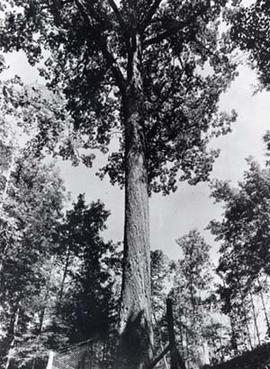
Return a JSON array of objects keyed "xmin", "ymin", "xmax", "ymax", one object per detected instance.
[{"xmin": 119, "ymin": 33, "xmax": 152, "ymax": 369}]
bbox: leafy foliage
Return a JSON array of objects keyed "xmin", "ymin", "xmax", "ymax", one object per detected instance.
[
  {"xmin": 231, "ymin": 0, "xmax": 270, "ymax": 90},
  {"xmin": 53, "ymin": 194, "xmax": 121, "ymax": 344},
  {"xmin": 0, "ymin": 0, "xmax": 238, "ymax": 193},
  {"xmin": 209, "ymin": 159, "xmax": 270, "ymax": 284},
  {"xmin": 171, "ymin": 230, "xmax": 215, "ymax": 366},
  {"xmin": 209, "ymin": 158, "xmax": 270, "ymax": 354}
]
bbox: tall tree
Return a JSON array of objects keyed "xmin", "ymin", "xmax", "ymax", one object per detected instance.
[{"xmin": 0, "ymin": 1, "xmax": 238, "ymax": 365}]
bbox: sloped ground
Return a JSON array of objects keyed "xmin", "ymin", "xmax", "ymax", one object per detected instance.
[{"xmin": 203, "ymin": 343, "xmax": 270, "ymax": 369}]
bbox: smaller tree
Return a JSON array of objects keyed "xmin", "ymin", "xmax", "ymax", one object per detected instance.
[
  {"xmin": 209, "ymin": 157, "xmax": 270, "ymax": 353},
  {"xmin": 172, "ymin": 230, "xmax": 214, "ymax": 367},
  {"xmin": 53, "ymin": 194, "xmax": 121, "ymax": 344},
  {"xmin": 0, "ymin": 153, "xmax": 66, "ymax": 369}
]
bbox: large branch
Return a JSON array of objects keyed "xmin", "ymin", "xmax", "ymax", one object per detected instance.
[{"xmin": 74, "ymin": 0, "xmax": 126, "ymax": 94}]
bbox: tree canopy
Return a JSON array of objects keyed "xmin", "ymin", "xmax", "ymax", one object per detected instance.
[
  {"xmin": 231, "ymin": 0, "xmax": 270, "ymax": 90},
  {"xmin": 0, "ymin": 0, "xmax": 237, "ymax": 193}
]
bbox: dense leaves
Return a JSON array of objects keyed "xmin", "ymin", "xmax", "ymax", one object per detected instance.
[
  {"xmin": 208, "ymin": 158, "xmax": 270, "ymax": 353},
  {"xmin": 231, "ymin": 0, "xmax": 270, "ymax": 90},
  {"xmin": 209, "ymin": 159, "xmax": 270, "ymax": 283},
  {"xmin": 172, "ymin": 230, "xmax": 215, "ymax": 366},
  {"xmin": 0, "ymin": 0, "xmax": 237, "ymax": 193},
  {"xmin": 54, "ymin": 194, "xmax": 121, "ymax": 344}
]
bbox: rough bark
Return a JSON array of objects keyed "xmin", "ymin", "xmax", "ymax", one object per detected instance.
[{"xmin": 119, "ymin": 33, "xmax": 152, "ymax": 369}]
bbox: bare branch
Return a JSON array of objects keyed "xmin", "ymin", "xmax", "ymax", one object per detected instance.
[{"xmin": 74, "ymin": 0, "xmax": 126, "ymax": 94}]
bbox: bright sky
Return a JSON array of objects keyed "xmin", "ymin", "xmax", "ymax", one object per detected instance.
[{"xmin": 3, "ymin": 51, "xmax": 270, "ymax": 263}]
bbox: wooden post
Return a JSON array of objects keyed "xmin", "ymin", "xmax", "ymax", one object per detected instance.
[
  {"xmin": 166, "ymin": 299, "xmax": 186, "ymax": 369},
  {"xmin": 46, "ymin": 351, "xmax": 54, "ymax": 369}
]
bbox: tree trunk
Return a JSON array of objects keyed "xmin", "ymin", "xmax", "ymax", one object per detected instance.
[
  {"xmin": 153, "ymin": 312, "xmax": 169, "ymax": 369},
  {"xmin": 5, "ymin": 301, "xmax": 20, "ymax": 369},
  {"xmin": 119, "ymin": 33, "xmax": 152, "ymax": 369},
  {"xmin": 250, "ymin": 293, "xmax": 261, "ymax": 345},
  {"xmin": 59, "ymin": 246, "xmax": 71, "ymax": 302},
  {"xmin": 239, "ymin": 289, "xmax": 252, "ymax": 349},
  {"xmin": 229, "ymin": 312, "xmax": 238, "ymax": 355},
  {"xmin": 166, "ymin": 299, "xmax": 186, "ymax": 369},
  {"xmin": 257, "ymin": 278, "xmax": 270, "ymax": 337}
]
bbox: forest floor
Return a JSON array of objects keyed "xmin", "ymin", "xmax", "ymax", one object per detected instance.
[{"xmin": 204, "ymin": 343, "xmax": 270, "ymax": 369}]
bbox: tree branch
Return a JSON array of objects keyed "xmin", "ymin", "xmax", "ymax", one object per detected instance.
[
  {"xmin": 107, "ymin": 0, "xmax": 126, "ymax": 33},
  {"xmin": 141, "ymin": 0, "xmax": 163, "ymax": 31},
  {"xmin": 74, "ymin": 0, "xmax": 126, "ymax": 94},
  {"xmin": 144, "ymin": 5, "xmax": 209, "ymax": 46},
  {"xmin": 148, "ymin": 344, "xmax": 171, "ymax": 369}
]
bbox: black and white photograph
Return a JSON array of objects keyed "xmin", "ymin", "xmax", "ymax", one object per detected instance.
[{"xmin": 0, "ymin": 1, "xmax": 269, "ymax": 368}]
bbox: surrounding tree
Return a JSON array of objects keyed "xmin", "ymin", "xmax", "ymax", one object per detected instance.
[
  {"xmin": 209, "ymin": 158, "xmax": 270, "ymax": 351},
  {"xmin": 0, "ymin": 70, "xmax": 122, "ymax": 368},
  {"xmin": 53, "ymin": 194, "xmax": 121, "ymax": 344},
  {"xmin": 0, "ymin": 1, "xmax": 238, "ymax": 365},
  {"xmin": 209, "ymin": 159, "xmax": 270, "ymax": 286},
  {"xmin": 0, "ymin": 152, "xmax": 65, "ymax": 369},
  {"xmin": 172, "ymin": 230, "xmax": 214, "ymax": 367}
]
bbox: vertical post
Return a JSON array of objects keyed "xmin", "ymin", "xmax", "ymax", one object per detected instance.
[
  {"xmin": 166, "ymin": 299, "xmax": 186, "ymax": 369},
  {"xmin": 250, "ymin": 293, "xmax": 261, "ymax": 346},
  {"xmin": 46, "ymin": 351, "xmax": 54, "ymax": 369}
]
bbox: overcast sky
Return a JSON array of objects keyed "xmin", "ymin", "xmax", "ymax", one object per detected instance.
[{"xmin": 3, "ymin": 50, "xmax": 270, "ymax": 263}]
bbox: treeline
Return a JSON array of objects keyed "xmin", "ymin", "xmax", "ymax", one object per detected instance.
[
  {"xmin": 0, "ymin": 76, "xmax": 121, "ymax": 368},
  {"xmin": 1, "ymin": 132, "xmax": 270, "ymax": 369},
  {"xmin": 0, "ymin": 69, "xmax": 270, "ymax": 369}
]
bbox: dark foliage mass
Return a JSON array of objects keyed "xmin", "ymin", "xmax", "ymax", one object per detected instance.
[
  {"xmin": 0, "ymin": 0, "xmax": 237, "ymax": 194},
  {"xmin": 53, "ymin": 194, "xmax": 121, "ymax": 344},
  {"xmin": 231, "ymin": 0, "xmax": 270, "ymax": 90}
]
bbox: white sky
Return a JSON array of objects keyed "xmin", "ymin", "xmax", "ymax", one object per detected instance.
[{"xmin": 3, "ymin": 51, "xmax": 270, "ymax": 263}]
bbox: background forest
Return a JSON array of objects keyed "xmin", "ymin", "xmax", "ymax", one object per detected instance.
[{"xmin": 0, "ymin": 1, "xmax": 270, "ymax": 369}]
